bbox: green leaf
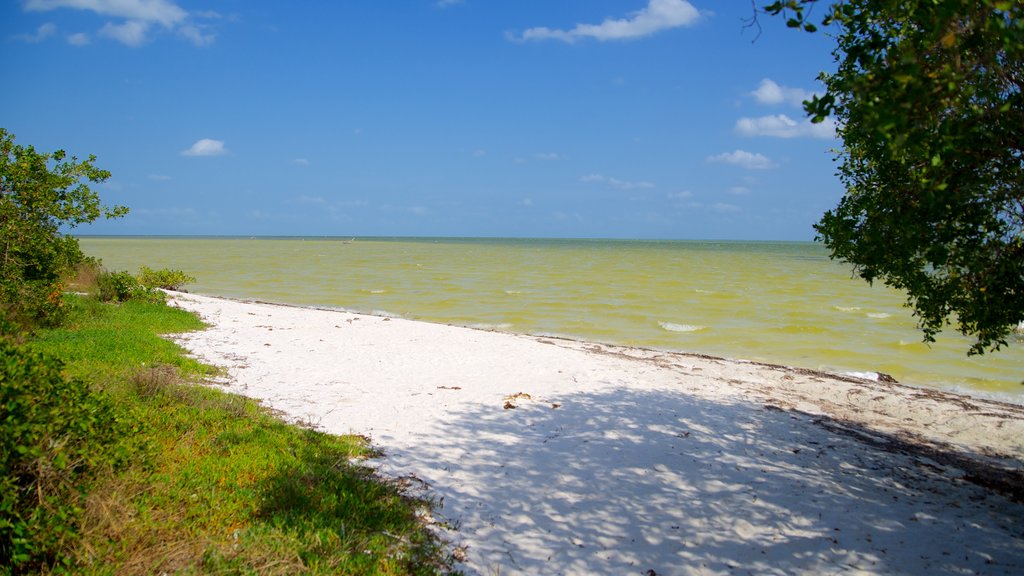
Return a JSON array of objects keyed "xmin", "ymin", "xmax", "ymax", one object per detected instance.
[{"xmin": 785, "ymin": 0, "xmax": 1024, "ymax": 355}]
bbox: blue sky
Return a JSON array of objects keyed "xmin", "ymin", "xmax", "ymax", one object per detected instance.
[{"xmin": 2, "ymin": 0, "xmax": 843, "ymax": 240}]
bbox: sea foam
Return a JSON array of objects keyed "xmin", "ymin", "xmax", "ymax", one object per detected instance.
[
  {"xmin": 468, "ymin": 322, "xmax": 514, "ymax": 331},
  {"xmin": 659, "ymin": 321, "xmax": 706, "ymax": 333}
]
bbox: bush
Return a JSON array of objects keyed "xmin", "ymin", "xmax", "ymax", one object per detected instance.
[
  {"xmin": 0, "ymin": 129, "xmax": 127, "ymax": 333},
  {"xmin": 0, "ymin": 339, "xmax": 131, "ymax": 572},
  {"xmin": 136, "ymin": 266, "xmax": 196, "ymax": 291},
  {"xmin": 95, "ymin": 270, "xmax": 164, "ymax": 304},
  {"xmin": 96, "ymin": 270, "xmax": 144, "ymax": 302},
  {"xmin": 0, "ymin": 281, "xmax": 69, "ymax": 333}
]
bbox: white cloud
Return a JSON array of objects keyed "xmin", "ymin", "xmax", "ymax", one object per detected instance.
[
  {"xmin": 25, "ymin": 0, "xmax": 187, "ymax": 26},
  {"xmin": 735, "ymin": 114, "xmax": 836, "ymax": 139},
  {"xmin": 292, "ymin": 158, "xmax": 310, "ymax": 166},
  {"xmin": 534, "ymin": 152, "xmax": 563, "ymax": 161},
  {"xmin": 14, "ymin": 22, "xmax": 56, "ymax": 42},
  {"xmin": 581, "ymin": 174, "xmax": 656, "ymax": 190},
  {"xmin": 181, "ymin": 138, "xmax": 227, "ymax": 156},
  {"xmin": 751, "ymin": 79, "xmax": 815, "ymax": 107},
  {"xmin": 707, "ymin": 150, "xmax": 777, "ymax": 170},
  {"xmin": 67, "ymin": 31, "xmax": 90, "ymax": 45},
  {"xmin": 712, "ymin": 202, "xmax": 741, "ymax": 213},
  {"xmin": 669, "ymin": 191, "xmax": 702, "ymax": 210},
  {"xmin": 23, "ymin": 0, "xmax": 216, "ymax": 46},
  {"xmin": 178, "ymin": 23, "xmax": 214, "ymax": 46},
  {"xmin": 514, "ymin": 0, "xmax": 701, "ymax": 43},
  {"xmin": 727, "ymin": 186, "xmax": 751, "ymax": 196},
  {"xmin": 99, "ymin": 19, "xmax": 150, "ymax": 46}
]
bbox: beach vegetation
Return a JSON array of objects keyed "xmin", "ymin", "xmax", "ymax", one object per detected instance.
[
  {"xmin": 0, "ymin": 336, "xmax": 134, "ymax": 572},
  {"xmin": 761, "ymin": 0, "xmax": 1024, "ymax": 354},
  {"xmin": 135, "ymin": 266, "xmax": 196, "ymax": 291},
  {"xmin": 0, "ymin": 128, "xmax": 127, "ymax": 332},
  {"xmin": 95, "ymin": 269, "xmax": 151, "ymax": 303},
  {"xmin": 87, "ymin": 265, "xmax": 196, "ymax": 303},
  {"xmin": 2, "ymin": 294, "xmax": 456, "ymax": 574}
]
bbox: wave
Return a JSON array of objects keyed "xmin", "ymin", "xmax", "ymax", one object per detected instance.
[
  {"xmin": 834, "ymin": 306, "xmax": 861, "ymax": 312},
  {"xmin": 360, "ymin": 288, "xmax": 388, "ymax": 294},
  {"xmin": 468, "ymin": 322, "xmax": 514, "ymax": 331},
  {"xmin": 659, "ymin": 321, "xmax": 707, "ymax": 333},
  {"xmin": 843, "ymin": 371, "xmax": 881, "ymax": 381},
  {"xmin": 866, "ymin": 312, "xmax": 891, "ymax": 319}
]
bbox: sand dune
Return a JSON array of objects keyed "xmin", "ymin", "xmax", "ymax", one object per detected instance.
[{"xmin": 167, "ymin": 292, "xmax": 1024, "ymax": 575}]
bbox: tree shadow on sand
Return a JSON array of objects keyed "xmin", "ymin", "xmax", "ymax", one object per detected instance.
[{"xmin": 391, "ymin": 385, "xmax": 1024, "ymax": 575}]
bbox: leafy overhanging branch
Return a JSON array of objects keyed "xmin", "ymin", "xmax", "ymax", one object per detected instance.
[
  {"xmin": 1, "ymin": 128, "xmax": 128, "ymax": 328},
  {"xmin": 760, "ymin": 0, "xmax": 1023, "ymax": 354}
]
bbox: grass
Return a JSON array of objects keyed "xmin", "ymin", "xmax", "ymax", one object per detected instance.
[{"xmin": 26, "ymin": 295, "xmax": 456, "ymax": 575}]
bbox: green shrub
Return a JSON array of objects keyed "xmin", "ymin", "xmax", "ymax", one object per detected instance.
[
  {"xmin": 136, "ymin": 266, "xmax": 196, "ymax": 291},
  {"xmin": 0, "ymin": 280, "xmax": 69, "ymax": 333},
  {"xmin": 0, "ymin": 129, "xmax": 126, "ymax": 333},
  {"xmin": 96, "ymin": 270, "xmax": 158, "ymax": 303},
  {"xmin": 0, "ymin": 339, "xmax": 131, "ymax": 573}
]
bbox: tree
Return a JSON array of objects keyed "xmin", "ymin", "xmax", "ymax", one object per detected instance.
[
  {"xmin": 0, "ymin": 129, "xmax": 127, "ymax": 328},
  {"xmin": 762, "ymin": 0, "xmax": 1024, "ymax": 354}
]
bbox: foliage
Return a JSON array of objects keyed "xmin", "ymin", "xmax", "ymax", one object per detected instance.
[
  {"xmin": 96, "ymin": 270, "xmax": 147, "ymax": 303},
  {"xmin": 135, "ymin": 266, "xmax": 196, "ymax": 291},
  {"xmin": 94, "ymin": 267, "xmax": 196, "ymax": 303},
  {"xmin": 0, "ymin": 338, "xmax": 132, "ymax": 573},
  {"xmin": 0, "ymin": 128, "xmax": 127, "ymax": 331},
  {"xmin": 763, "ymin": 0, "xmax": 1024, "ymax": 354},
  {"xmin": 22, "ymin": 295, "xmax": 456, "ymax": 574}
]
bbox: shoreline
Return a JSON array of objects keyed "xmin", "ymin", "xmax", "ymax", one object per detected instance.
[
  {"xmin": 80, "ymin": 236, "xmax": 1024, "ymax": 396},
  {"xmin": 179, "ymin": 291, "xmax": 1024, "ymax": 406},
  {"xmin": 166, "ymin": 291, "xmax": 1024, "ymax": 575}
]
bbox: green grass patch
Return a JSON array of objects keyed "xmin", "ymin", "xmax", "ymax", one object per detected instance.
[{"xmin": 14, "ymin": 295, "xmax": 456, "ymax": 575}]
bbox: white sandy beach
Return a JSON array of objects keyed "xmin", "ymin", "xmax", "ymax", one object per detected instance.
[{"xmin": 166, "ymin": 292, "xmax": 1024, "ymax": 575}]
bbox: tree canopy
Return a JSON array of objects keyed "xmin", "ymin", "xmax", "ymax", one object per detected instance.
[
  {"xmin": 764, "ymin": 0, "xmax": 1024, "ymax": 354},
  {"xmin": 0, "ymin": 128, "xmax": 127, "ymax": 328}
]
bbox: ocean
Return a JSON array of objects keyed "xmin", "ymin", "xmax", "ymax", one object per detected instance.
[{"xmin": 77, "ymin": 236, "xmax": 1023, "ymax": 401}]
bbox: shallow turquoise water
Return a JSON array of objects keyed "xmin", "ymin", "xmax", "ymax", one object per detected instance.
[{"xmin": 78, "ymin": 236, "xmax": 1023, "ymax": 400}]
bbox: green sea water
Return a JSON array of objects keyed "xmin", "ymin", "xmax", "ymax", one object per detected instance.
[{"xmin": 78, "ymin": 236, "xmax": 1023, "ymax": 400}]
